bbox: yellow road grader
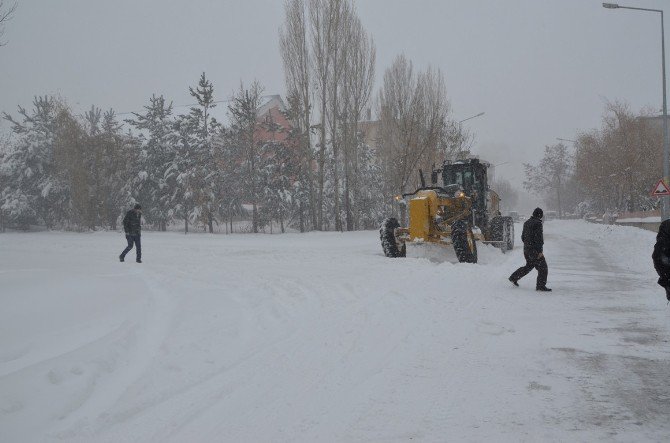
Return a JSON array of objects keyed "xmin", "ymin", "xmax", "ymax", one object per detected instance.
[{"xmin": 380, "ymin": 158, "xmax": 514, "ymax": 263}]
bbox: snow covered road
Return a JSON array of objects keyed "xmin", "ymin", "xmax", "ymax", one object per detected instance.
[{"xmin": 1, "ymin": 221, "xmax": 669, "ymax": 442}]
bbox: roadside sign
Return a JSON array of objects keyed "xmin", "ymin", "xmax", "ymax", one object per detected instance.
[{"xmin": 651, "ymin": 179, "xmax": 670, "ymax": 196}]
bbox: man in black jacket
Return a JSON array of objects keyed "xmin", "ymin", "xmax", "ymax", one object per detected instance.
[
  {"xmin": 652, "ymin": 218, "xmax": 670, "ymax": 300},
  {"xmin": 120, "ymin": 204, "xmax": 142, "ymax": 263},
  {"xmin": 509, "ymin": 207, "xmax": 551, "ymax": 291}
]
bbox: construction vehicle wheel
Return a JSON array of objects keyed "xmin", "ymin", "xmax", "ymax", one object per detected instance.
[
  {"xmin": 490, "ymin": 216, "xmax": 504, "ymax": 244},
  {"xmin": 380, "ymin": 218, "xmax": 406, "ymax": 258},
  {"xmin": 452, "ymin": 220, "xmax": 477, "ymax": 263}
]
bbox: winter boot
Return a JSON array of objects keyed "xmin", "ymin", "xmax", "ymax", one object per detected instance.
[
  {"xmin": 119, "ymin": 255, "xmax": 124, "ymax": 262},
  {"xmin": 536, "ymin": 286, "xmax": 552, "ymax": 292},
  {"xmin": 136, "ymin": 259, "xmax": 142, "ymax": 263},
  {"xmin": 509, "ymin": 276, "xmax": 519, "ymax": 287}
]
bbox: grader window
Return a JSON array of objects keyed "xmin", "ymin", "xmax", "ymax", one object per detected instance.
[{"xmin": 464, "ymin": 171, "xmax": 473, "ymax": 185}]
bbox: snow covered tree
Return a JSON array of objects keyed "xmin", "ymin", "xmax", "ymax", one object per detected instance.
[
  {"xmin": 0, "ymin": 135, "xmax": 11, "ymax": 230},
  {"xmin": 351, "ymin": 140, "xmax": 385, "ymax": 229},
  {"xmin": 257, "ymin": 141, "xmax": 300, "ymax": 233},
  {"xmin": 2, "ymin": 96, "xmax": 67, "ymax": 228},
  {"xmin": 181, "ymin": 72, "xmax": 222, "ymax": 233},
  {"xmin": 228, "ymin": 81, "xmax": 265, "ymax": 233},
  {"xmin": 97, "ymin": 109, "xmax": 134, "ymax": 229},
  {"xmin": 169, "ymin": 114, "xmax": 199, "ymax": 233},
  {"xmin": 125, "ymin": 95, "xmax": 176, "ymax": 231}
]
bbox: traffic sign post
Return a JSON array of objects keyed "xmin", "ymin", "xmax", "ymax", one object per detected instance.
[{"xmin": 651, "ymin": 179, "xmax": 670, "ymax": 196}]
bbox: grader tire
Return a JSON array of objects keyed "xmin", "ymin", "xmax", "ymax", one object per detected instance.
[
  {"xmin": 380, "ymin": 218, "xmax": 406, "ymax": 258},
  {"xmin": 490, "ymin": 217, "xmax": 504, "ymax": 244},
  {"xmin": 452, "ymin": 220, "xmax": 478, "ymax": 263}
]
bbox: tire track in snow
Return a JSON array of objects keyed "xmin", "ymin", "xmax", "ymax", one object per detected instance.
[{"xmin": 52, "ymin": 268, "xmax": 178, "ymax": 439}]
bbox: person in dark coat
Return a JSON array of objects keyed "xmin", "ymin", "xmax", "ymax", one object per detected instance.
[
  {"xmin": 509, "ymin": 207, "xmax": 551, "ymax": 291},
  {"xmin": 120, "ymin": 204, "xmax": 142, "ymax": 263},
  {"xmin": 652, "ymin": 218, "xmax": 670, "ymax": 300}
]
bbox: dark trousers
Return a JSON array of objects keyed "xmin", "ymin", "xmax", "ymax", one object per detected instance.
[
  {"xmin": 121, "ymin": 234, "xmax": 141, "ymax": 261},
  {"xmin": 510, "ymin": 249, "xmax": 548, "ymax": 288}
]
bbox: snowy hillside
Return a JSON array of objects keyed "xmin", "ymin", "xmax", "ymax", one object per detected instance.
[{"xmin": 1, "ymin": 221, "xmax": 669, "ymax": 442}]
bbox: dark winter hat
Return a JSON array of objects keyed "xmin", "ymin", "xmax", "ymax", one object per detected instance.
[
  {"xmin": 532, "ymin": 207, "xmax": 543, "ymax": 219},
  {"xmin": 134, "ymin": 203, "xmax": 142, "ymax": 210}
]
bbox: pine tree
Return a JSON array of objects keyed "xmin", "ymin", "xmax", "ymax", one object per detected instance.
[
  {"xmin": 2, "ymin": 96, "xmax": 66, "ymax": 229},
  {"xmin": 186, "ymin": 72, "xmax": 221, "ymax": 233},
  {"xmin": 228, "ymin": 81, "xmax": 264, "ymax": 233},
  {"xmin": 125, "ymin": 95, "xmax": 176, "ymax": 231}
]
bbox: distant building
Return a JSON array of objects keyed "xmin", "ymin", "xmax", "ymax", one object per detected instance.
[
  {"xmin": 254, "ymin": 95, "xmax": 293, "ymax": 144},
  {"xmin": 640, "ymin": 114, "xmax": 670, "ymax": 133}
]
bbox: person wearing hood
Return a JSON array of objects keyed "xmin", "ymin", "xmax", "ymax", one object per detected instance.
[
  {"xmin": 509, "ymin": 207, "xmax": 551, "ymax": 291},
  {"xmin": 652, "ymin": 218, "xmax": 670, "ymax": 301},
  {"xmin": 120, "ymin": 204, "xmax": 142, "ymax": 263}
]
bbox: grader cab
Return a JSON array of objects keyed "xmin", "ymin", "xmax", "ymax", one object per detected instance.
[{"xmin": 380, "ymin": 158, "xmax": 514, "ymax": 263}]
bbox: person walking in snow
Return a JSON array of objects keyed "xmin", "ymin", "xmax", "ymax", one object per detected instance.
[
  {"xmin": 652, "ymin": 218, "xmax": 670, "ymax": 301},
  {"xmin": 509, "ymin": 207, "xmax": 551, "ymax": 291},
  {"xmin": 120, "ymin": 204, "xmax": 142, "ymax": 263}
]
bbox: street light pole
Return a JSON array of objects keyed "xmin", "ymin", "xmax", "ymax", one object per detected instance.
[
  {"xmin": 603, "ymin": 3, "xmax": 670, "ymax": 221},
  {"xmin": 458, "ymin": 112, "xmax": 485, "ymax": 155}
]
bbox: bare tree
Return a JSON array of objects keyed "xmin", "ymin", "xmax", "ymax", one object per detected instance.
[
  {"xmin": 0, "ymin": 1, "xmax": 17, "ymax": 47},
  {"xmin": 491, "ymin": 178, "xmax": 519, "ymax": 212},
  {"xmin": 339, "ymin": 11, "xmax": 375, "ymax": 230},
  {"xmin": 283, "ymin": 0, "xmax": 375, "ymax": 231},
  {"xmin": 574, "ymin": 101, "xmax": 661, "ymax": 212},
  {"xmin": 377, "ymin": 55, "xmax": 452, "ymax": 217},
  {"xmin": 309, "ymin": 0, "xmax": 342, "ymax": 230},
  {"xmin": 326, "ymin": 0, "xmax": 349, "ymax": 231},
  {"xmin": 524, "ymin": 143, "xmax": 572, "ymax": 217},
  {"xmin": 280, "ymin": 0, "xmax": 317, "ymax": 230}
]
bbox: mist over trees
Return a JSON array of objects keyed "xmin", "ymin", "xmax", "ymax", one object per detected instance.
[
  {"xmin": 523, "ymin": 143, "xmax": 573, "ymax": 217},
  {"xmin": 492, "ymin": 178, "xmax": 519, "ymax": 213},
  {"xmin": 279, "ymin": 0, "xmax": 471, "ymax": 229},
  {"xmin": 575, "ymin": 102, "xmax": 662, "ymax": 213},
  {"xmin": 1, "ymin": 0, "xmax": 478, "ymax": 233},
  {"xmin": 280, "ymin": 0, "xmax": 380, "ymax": 231},
  {"xmin": 0, "ymin": 75, "xmax": 301, "ymax": 233},
  {"xmin": 524, "ymin": 102, "xmax": 663, "ymax": 217}
]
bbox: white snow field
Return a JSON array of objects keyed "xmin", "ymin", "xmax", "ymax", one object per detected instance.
[{"xmin": 1, "ymin": 220, "xmax": 670, "ymax": 442}]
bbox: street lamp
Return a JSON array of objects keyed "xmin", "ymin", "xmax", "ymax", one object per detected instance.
[
  {"xmin": 457, "ymin": 112, "xmax": 485, "ymax": 154},
  {"xmin": 459, "ymin": 112, "xmax": 485, "ymax": 124},
  {"xmin": 603, "ymin": 2, "xmax": 669, "ymax": 220}
]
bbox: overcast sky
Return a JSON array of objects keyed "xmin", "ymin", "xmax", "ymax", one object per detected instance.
[{"xmin": 1, "ymin": 0, "xmax": 668, "ymax": 201}]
